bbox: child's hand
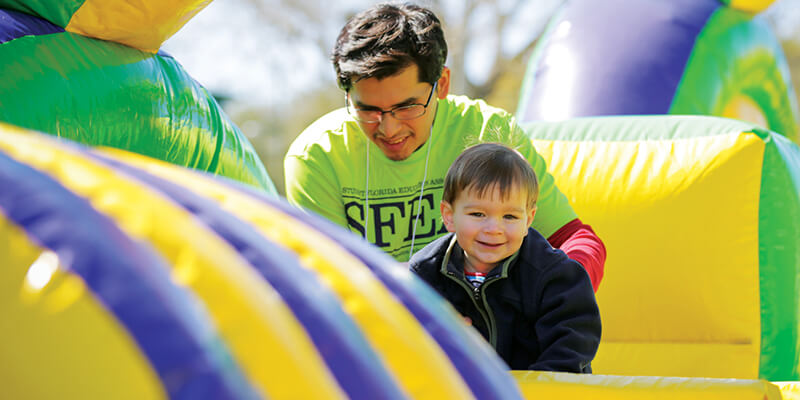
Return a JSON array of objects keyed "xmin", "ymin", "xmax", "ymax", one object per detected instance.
[{"xmin": 462, "ymin": 316, "xmax": 472, "ymax": 326}]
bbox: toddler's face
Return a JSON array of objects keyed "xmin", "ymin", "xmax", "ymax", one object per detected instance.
[{"xmin": 441, "ymin": 184, "xmax": 536, "ymax": 273}]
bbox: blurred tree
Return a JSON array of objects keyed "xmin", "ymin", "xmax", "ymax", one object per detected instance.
[{"xmin": 242, "ymin": 0, "xmax": 561, "ymax": 106}]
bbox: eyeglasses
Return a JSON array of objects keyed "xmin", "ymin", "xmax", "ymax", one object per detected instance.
[{"xmin": 346, "ymin": 81, "xmax": 438, "ymax": 123}]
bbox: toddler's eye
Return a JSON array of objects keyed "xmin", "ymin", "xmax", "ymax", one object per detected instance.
[
  {"xmin": 504, "ymin": 214, "xmax": 519, "ymax": 220},
  {"xmin": 469, "ymin": 212, "xmax": 484, "ymax": 217}
]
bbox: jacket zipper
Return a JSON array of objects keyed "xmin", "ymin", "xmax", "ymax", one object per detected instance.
[
  {"xmin": 479, "ymin": 277, "xmax": 499, "ymax": 347},
  {"xmin": 444, "ymin": 272, "xmax": 499, "ymax": 347}
]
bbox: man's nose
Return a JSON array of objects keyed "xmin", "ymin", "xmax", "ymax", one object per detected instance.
[{"xmin": 378, "ymin": 113, "xmax": 402, "ymax": 136}]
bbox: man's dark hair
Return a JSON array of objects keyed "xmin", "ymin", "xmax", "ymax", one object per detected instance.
[
  {"xmin": 443, "ymin": 143, "xmax": 539, "ymax": 209},
  {"xmin": 332, "ymin": 2, "xmax": 447, "ymax": 91}
]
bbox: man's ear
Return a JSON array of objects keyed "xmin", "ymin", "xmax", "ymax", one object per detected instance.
[
  {"xmin": 437, "ymin": 67, "xmax": 450, "ymax": 99},
  {"xmin": 440, "ymin": 200, "xmax": 456, "ymax": 232}
]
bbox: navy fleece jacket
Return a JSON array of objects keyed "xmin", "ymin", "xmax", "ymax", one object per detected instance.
[{"xmin": 410, "ymin": 228, "xmax": 601, "ymax": 372}]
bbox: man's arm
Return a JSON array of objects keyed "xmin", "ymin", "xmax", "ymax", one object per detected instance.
[
  {"xmin": 530, "ymin": 261, "xmax": 601, "ymax": 373},
  {"xmin": 547, "ymin": 219, "xmax": 605, "ymax": 292}
]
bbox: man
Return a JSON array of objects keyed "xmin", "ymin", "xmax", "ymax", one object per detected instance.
[{"xmin": 284, "ymin": 2, "xmax": 605, "ymax": 290}]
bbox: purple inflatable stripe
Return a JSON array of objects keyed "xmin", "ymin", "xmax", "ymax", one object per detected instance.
[
  {"xmin": 0, "ymin": 151, "xmax": 259, "ymax": 400},
  {"xmin": 0, "ymin": 9, "xmax": 63, "ymax": 45},
  {"xmin": 89, "ymin": 152, "xmax": 406, "ymax": 400},
  {"xmin": 519, "ymin": 0, "xmax": 719, "ymax": 122}
]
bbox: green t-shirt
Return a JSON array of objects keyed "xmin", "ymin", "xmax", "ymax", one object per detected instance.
[{"xmin": 284, "ymin": 95, "xmax": 577, "ymax": 261}]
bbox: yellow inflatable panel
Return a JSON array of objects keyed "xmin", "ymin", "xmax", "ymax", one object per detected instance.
[
  {"xmin": 0, "ymin": 216, "xmax": 165, "ymax": 399},
  {"xmin": 593, "ymin": 342, "xmax": 758, "ymax": 379},
  {"xmin": 0, "ymin": 129, "xmax": 346, "ymax": 399},
  {"xmin": 67, "ymin": 0, "xmax": 212, "ymax": 53},
  {"xmin": 534, "ymin": 131, "xmax": 765, "ymax": 378},
  {"xmin": 98, "ymin": 147, "xmax": 475, "ymax": 400},
  {"xmin": 512, "ymin": 371, "xmax": 782, "ymax": 399}
]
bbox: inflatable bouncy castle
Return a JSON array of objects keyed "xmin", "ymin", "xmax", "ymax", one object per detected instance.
[{"xmin": 3, "ymin": 0, "xmax": 800, "ymax": 398}]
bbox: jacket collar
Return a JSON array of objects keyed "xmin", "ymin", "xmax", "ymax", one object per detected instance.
[{"xmin": 439, "ymin": 234, "xmax": 520, "ymax": 279}]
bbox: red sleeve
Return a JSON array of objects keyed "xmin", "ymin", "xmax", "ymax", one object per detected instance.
[{"xmin": 547, "ymin": 218, "xmax": 605, "ymax": 292}]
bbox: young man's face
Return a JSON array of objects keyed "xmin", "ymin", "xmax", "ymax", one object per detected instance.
[
  {"xmin": 441, "ymin": 184, "xmax": 536, "ymax": 273},
  {"xmin": 347, "ymin": 64, "xmax": 449, "ymax": 161}
]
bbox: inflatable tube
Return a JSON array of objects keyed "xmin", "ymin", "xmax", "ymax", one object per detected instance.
[
  {"xmin": 0, "ymin": 0, "xmax": 210, "ymax": 52},
  {"xmin": 0, "ymin": 9, "xmax": 277, "ymax": 193},
  {"xmin": 523, "ymin": 115, "xmax": 800, "ymax": 381},
  {"xmin": 517, "ymin": 0, "xmax": 799, "ymax": 142}
]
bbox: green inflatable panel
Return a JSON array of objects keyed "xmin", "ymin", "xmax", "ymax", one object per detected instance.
[
  {"xmin": 0, "ymin": 8, "xmax": 277, "ymax": 193},
  {"xmin": 671, "ymin": 6, "xmax": 800, "ymax": 143}
]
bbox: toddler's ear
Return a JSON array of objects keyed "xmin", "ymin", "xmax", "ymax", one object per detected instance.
[
  {"xmin": 440, "ymin": 201, "xmax": 456, "ymax": 233},
  {"xmin": 526, "ymin": 206, "xmax": 537, "ymax": 230}
]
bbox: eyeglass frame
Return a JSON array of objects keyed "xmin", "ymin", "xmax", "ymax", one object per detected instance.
[{"xmin": 345, "ymin": 81, "xmax": 438, "ymax": 123}]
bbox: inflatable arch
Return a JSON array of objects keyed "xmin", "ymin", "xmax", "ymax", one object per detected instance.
[
  {"xmin": 517, "ymin": 0, "xmax": 800, "ymax": 142},
  {"xmin": 0, "ymin": 6, "xmax": 276, "ymax": 193}
]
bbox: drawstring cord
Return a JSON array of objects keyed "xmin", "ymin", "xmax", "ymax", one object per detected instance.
[
  {"xmin": 364, "ymin": 138, "xmax": 370, "ymax": 240},
  {"xmin": 408, "ymin": 124, "xmax": 433, "ymax": 260}
]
